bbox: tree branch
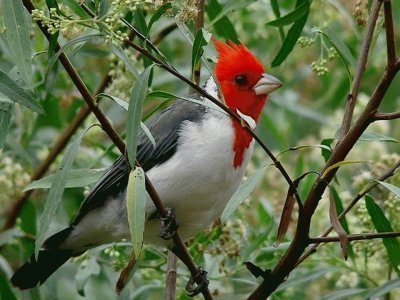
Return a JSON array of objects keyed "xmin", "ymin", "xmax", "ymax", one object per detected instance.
[
  {"xmin": 164, "ymin": 250, "xmax": 178, "ymax": 300},
  {"xmin": 339, "ymin": 0, "xmax": 383, "ymax": 141},
  {"xmin": 309, "ymin": 231, "xmax": 400, "ymax": 244},
  {"xmin": 372, "ymin": 111, "xmax": 400, "ymax": 121},
  {"xmin": 384, "ymin": 0, "xmax": 396, "ymax": 68}
]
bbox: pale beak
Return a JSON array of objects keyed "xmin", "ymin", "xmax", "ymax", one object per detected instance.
[{"xmin": 253, "ymin": 73, "xmax": 282, "ymax": 95}]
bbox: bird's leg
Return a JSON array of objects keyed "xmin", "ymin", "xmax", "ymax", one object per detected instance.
[
  {"xmin": 244, "ymin": 261, "xmax": 271, "ymax": 279},
  {"xmin": 170, "ymin": 245, "xmax": 209, "ymax": 297},
  {"xmin": 159, "ymin": 208, "xmax": 180, "ymax": 240}
]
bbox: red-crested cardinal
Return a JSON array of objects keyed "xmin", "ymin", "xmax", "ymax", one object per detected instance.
[{"xmin": 11, "ymin": 39, "xmax": 282, "ymax": 289}]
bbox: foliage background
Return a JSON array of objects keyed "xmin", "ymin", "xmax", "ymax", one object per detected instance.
[{"xmin": 0, "ymin": 0, "xmax": 399, "ymax": 299}]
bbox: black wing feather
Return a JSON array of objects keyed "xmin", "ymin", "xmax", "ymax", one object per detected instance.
[{"xmin": 72, "ymin": 100, "xmax": 207, "ymax": 224}]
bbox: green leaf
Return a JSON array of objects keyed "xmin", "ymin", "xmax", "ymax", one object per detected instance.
[
  {"xmin": 267, "ymin": 1, "xmax": 311, "ymax": 27},
  {"xmin": 147, "ymin": 2, "xmax": 172, "ymax": 35},
  {"xmin": 48, "ymin": 33, "xmax": 103, "ymax": 75},
  {"xmin": 325, "ymin": 27, "xmax": 356, "ymax": 68},
  {"xmin": 321, "ymin": 138, "xmax": 333, "ymax": 162},
  {"xmin": 98, "ymin": 93, "xmax": 156, "ymax": 148},
  {"xmin": 126, "ymin": 167, "xmax": 146, "ymax": 257},
  {"xmin": 35, "ymin": 125, "xmax": 98, "ymax": 256},
  {"xmin": 207, "ymin": 0, "xmax": 256, "ymax": 28},
  {"xmin": 365, "ymin": 194, "xmax": 400, "ymax": 276},
  {"xmin": 359, "ymin": 132, "xmax": 399, "ymax": 143},
  {"xmin": 271, "ymin": 0, "xmax": 309, "ymax": 67},
  {"xmin": 126, "ymin": 65, "xmax": 153, "ymax": 168},
  {"xmin": 2, "ymin": 0, "xmax": 33, "ymax": 89},
  {"xmin": 62, "ymin": 0, "xmax": 90, "ymax": 19},
  {"xmin": 0, "ymin": 70, "xmax": 43, "ymax": 113},
  {"xmin": 205, "ymin": 0, "xmax": 238, "ymax": 42},
  {"xmin": 192, "ymin": 28, "xmax": 211, "ymax": 78},
  {"xmin": 0, "ymin": 100, "xmax": 13, "ymax": 148},
  {"xmin": 319, "ymin": 288, "xmax": 366, "ymax": 300},
  {"xmin": 147, "ymin": 90, "xmax": 226, "ymax": 114},
  {"xmin": 270, "ymin": 0, "xmax": 285, "ymax": 40},
  {"xmin": 378, "ymin": 181, "xmax": 400, "ymax": 198},
  {"xmin": 276, "ymin": 268, "xmax": 331, "ymax": 291},
  {"xmin": 109, "ymin": 43, "xmax": 140, "ymax": 80},
  {"xmin": 363, "ymin": 279, "xmax": 400, "ymax": 300},
  {"xmin": 221, "ymin": 167, "xmax": 266, "ymax": 222},
  {"xmin": 278, "ymin": 144, "xmax": 331, "ymax": 157},
  {"xmin": 322, "ymin": 160, "xmax": 370, "ymax": 179},
  {"xmin": 0, "ymin": 273, "xmax": 17, "ymax": 300},
  {"xmin": 0, "ymin": 228, "xmax": 24, "ymax": 247},
  {"xmin": 24, "ymin": 168, "xmax": 107, "ymax": 191}
]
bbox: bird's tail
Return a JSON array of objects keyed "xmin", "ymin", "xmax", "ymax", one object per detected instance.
[{"xmin": 11, "ymin": 226, "xmax": 78, "ymax": 289}]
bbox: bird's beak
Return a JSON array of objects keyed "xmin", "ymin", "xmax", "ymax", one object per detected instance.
[{"xmin": 253, "ymin": 73, "xmax": 282, "ymax": 95}]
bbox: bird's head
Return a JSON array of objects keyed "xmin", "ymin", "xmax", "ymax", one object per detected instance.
[{"xmin": 214, "ymin": 39, "xmax": 282, "ymax": 124}]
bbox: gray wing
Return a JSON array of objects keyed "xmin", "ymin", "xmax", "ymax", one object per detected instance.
[{"xmin": 72, "ymin": 99, "xmax": 207, "ymax": 224}]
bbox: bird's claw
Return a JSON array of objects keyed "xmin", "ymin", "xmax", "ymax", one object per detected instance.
[
  {"xmin": 186, "ymin": 267, "xmax": 209, "ymax": 297},
  {"xmin": 159, "ymin": 208, "xmax": 180, "ymax": 240}
]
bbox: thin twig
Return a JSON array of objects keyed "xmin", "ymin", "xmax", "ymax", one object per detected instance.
[
  {"xmin": 296, "ymin": 159, "xmax": 400, "ymax": 266},
  {"xmin": 384, "ymin": 0, "xmax": 396, "ymax": 68},
  {"xmin": 192, "ymin": 0, "xmax": 205, "ymax": 86},
  {"xmin": 372, "ymin": 111, "xmax": 400, "ymax": 121},
  {"xmin": 309, "ymin": 232, "xmax": 400, "ymax": 244},
  {"xmin": 339, "ymin": 0, "xmax": 382, "ymax": 141},
  {"xmin": 164, "ymin": 251, "xmax": 178, "ymax": 300}
]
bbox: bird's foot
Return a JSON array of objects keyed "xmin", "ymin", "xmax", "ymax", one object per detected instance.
[
  {"xmin": 186, "ymin": 266, "xmax": 209, "ymax": 297},
  {"xmin": 244, "ymin": 261, "xmax": 271, "ymax": 279},
  {"xmin": 159, "ymin": 208, "xmax": 180, "ymax": 240}
]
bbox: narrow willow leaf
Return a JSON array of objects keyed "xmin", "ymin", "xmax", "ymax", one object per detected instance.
[
  {"xmin": 321, "ymin": 138, "xmax": 333, "ymax": 162},
  {"xmin": 62, "ymin": 0, "xmax": 90, "ymax": 19},
  {"xmin": 221, "ymin": 167, "xmax": 266, "ymax": 222},
  {"xmin": 267, "ymin": 1, "xmax": 310, "ymax": 27},
  {"xmin": 329, "ymin": 190, "xmax": 348, "ymax": 260},
  {"xmin": 116, "ymin": 250, "xmax": 137, "ymax": 295},
  {"xmin": 365, "ymin": 194, "xmax": 400, "ymax": 276},
  {"xmin": 278, "ymin": 144, "xmax": 331, "ymax": 157},
  {"xmin": 207, "ymin": 0, "xmax": 256, "ymax": 28},
  {"xmin": 270, "ymin": 0, "xmax": 285, "ymax": 40},
  {"xmin": 48, "ymin": 33, "xmax": 103, "ymax": 75},
  {"xmin": 126, "ymin": 65, "xmax": 153, "ymax": 168},
  {"xmin": 0, "ymin": 273, "xmax": 17, "ymax": 300},
  {"xmin": 276, "ymin": 268, "xmax": 331, "ymax": 291},
  {"xmin": 98, "ymin": 93, "xmax": 156, "ymax": 148},
  {"xmin": 24, "ymin": 168, "xmax": 106, "ymax": 191},
  {"xmin": 192, "ymin": 29, "xmax": 212, "ymax": 78},
  {"xmin": 377, "ymin": 181, "xmax": 400, "ymax": 198},
  {"xmin": 271, "ymin": 0, "xmax": 309, "ymax": 67},
  {"xmin": 360, "ymin": 132, "xmax": 399, "ymax": 143},
  {"xmin": 275, "ymin": 171, "xmax": 315, "ymax": 246},
  {"xmin": 2, "ymin": 0, "xmax": 33, "ymax": 89},
  {"xmin": 126, "ymin": 167, "xmax": 146, "ymax": 258},
  {"xmin": 109, "ymin": 43, "xmax": 140, "ymax": 80},
  {"xmin": 363, "ymin": 279, "xmax": 400, "ymax": 300},
  {"xmin": 205, "ymin": 0, "xmax": 238, "ymax": 42},
  {"xmin": 147, "ymin": 2, "xmax": 172, "ymax": 35},
  {"xmin": 147, "ymin": 90, "xmax": 226, "ymax": 114},
  {"xmin": 322, "ymin": 160, "xmax": 370, "ymax": 179},
  {"xmin": 0, "ymin": 70, "xmax": 43, "ymax": 113},
  {"xmin": 0, "ymin": 100, "xmax": 13, "ymax": 148},
  {"xmin": 35, "ymin": 125, "xmax": 98, "ymax": 256},
  {"xmin": 319, "ymin": 288, "xmax": 366, "ymax": 300}
]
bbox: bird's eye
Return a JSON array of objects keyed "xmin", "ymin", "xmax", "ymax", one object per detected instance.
[{"xmin": 235, "ymin": 75, "xmax": 247, "ymax": 86}]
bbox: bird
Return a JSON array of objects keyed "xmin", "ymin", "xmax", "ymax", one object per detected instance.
[{"xmin": 11, "ymin": 39, "xmax": 282, "ymax": 290}]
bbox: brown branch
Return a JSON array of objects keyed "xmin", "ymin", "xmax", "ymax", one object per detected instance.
[
  {"xmin": 297, "ymin": 159, "xmax": 400, "ymax": 266},
  {"xmin": 384, "ymin": 0, "xmax": 396, "ymax": 68},
  {"xmin": 192, "ymin": 0, "xmax": 205, "ymax": 86},
  {"xmin": 164, "ymin": 251, "xmax": 178, "ymax": 300},
  {"xmin": 339, "ymin": 0, "xmax": 383, "ymax": 141},
  {"xmin": 372, "ymin": 111, "xmax": 400, "ymax": 121},
  {"xmin": 21, "ymin": 1, "xmax": 213, "ymax": 298},
  {"xmin": 248, "ymin": 2, "xmax": 400, "ymax": 298},
  {"xmin": 309, "ymin": 231, "xmax": 400, "ymax": 244}
]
